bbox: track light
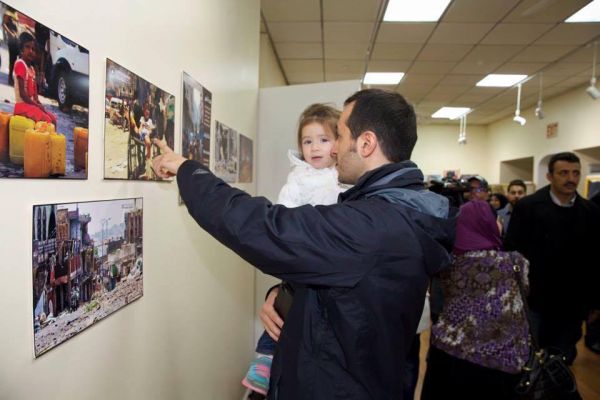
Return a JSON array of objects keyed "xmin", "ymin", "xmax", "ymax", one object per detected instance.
[
  {"xmin": 534, "ymin": 73, "xmax": 545, "ymax": 119},
  {"xmin": 513, "ymin": 83, "xmax": 526, "ymax": 126},
  {"xmin": 587, "ymin": 42, "xmax": 600, "ymax": 100},
  {"xmin": 457, "ymin": 114, "xmax": 467, "ymax": 145}
]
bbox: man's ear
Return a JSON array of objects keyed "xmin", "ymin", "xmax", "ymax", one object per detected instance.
[
  {"xmin": 358, "ymin": 130, "xmax": 377, "ymax": 157},
  {"xmin": 546, "ymin": 172, "xmax": 552, "ymax": 183}
]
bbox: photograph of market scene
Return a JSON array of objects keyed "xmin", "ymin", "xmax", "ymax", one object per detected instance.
[
  {"xmin": 104, "ymin": 59, "xmax": 174, "ymax": 180},
  {"xmin": 0, "ymin": 1, "xmax": 89, "ymax": 179},
  {"xmin": 32, "ymin": 198, "xmax": 143, "ymax": 357}
]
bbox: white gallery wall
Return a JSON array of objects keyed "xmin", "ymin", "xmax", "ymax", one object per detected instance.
[
  {"xmin": 412, "ymin": 124, "xmax": 491, "ymax": 180},
  {"xmin": 0, "ymin": 1, "xmax": 260, "ymax": 399},
  {"xmin": 487, "ymin": 85, "xmax": 600, "ymax": 192}
]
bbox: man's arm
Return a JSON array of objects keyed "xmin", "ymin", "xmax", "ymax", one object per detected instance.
[{"xmin": 151, "ymin": 140, "xmax": 386, "ymax": 287}]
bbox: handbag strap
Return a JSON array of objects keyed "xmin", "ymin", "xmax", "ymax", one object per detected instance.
[{"xmin": 511, "ymin": 257, "xmax": 540, "ymax": 351}]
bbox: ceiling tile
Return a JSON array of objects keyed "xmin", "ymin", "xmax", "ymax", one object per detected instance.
[
  {"xmin": 326, "ymin": 72, "xmax": 363, "ymax": 81},
  {"xmin": 451, "ymin": 60, "xmax": 502, "ymax": 74},
  {"xmin": 428, "ymin": 85, "xmax": 469, "ymax": 96},
  {"xmin": 268, "ymin": 22, "xmax": 322, "ymax": 42},
  {"xmin": 462, "ymin": 45, "xmax": 525, "ymax": 63},
  {"xmin": 408, "ymin": 61, "xmax": 457, "ymax": 74},
  {"xmin": 422, "ymin": 92, "xmax": 457, "ymax": 102},
  {"xmin": 560, "ymin": 45, "xmax": 596, "ymax": 62},
  {"xmin": 287, "ymin": 72, "xmax": 326, "ymax": 84},
  {"xmin": 494, "ymin": 62, "xmax": 546, "ymax": 74},
  {"xmin": 481, "ymin": 23, "xmax": 554, "ymax": 45},
  {"xmin": 504, "ymin": 0, "xmax": 592, "ymax": 23},
  {"xmin": 367, "ymin": 60, "xmax": 411, "ymax": 71},
  {"xmin": 552, "ymin": 75, "xmax": 590, "ymax": 87},
  {"xmin": 276, "ymin": 43, "xmax": 323, "ymax": 59},
  {"xmin": 442, "ymin": 0, "xmax": 521, "ymax": 22},
  {"xmin": 282, "ymin": 59, "xmax": 324, "ymax": 74},
  {"xmin": 534, "ymin": 23, "xmax": 600, "ymax": 45},
  {"xmin": 322, "ymin": 0, "xmax": 379, "ymax": 22},
  {"xmin": 370, "ymin": 43, "xmax": 423, "ymax": 60},
  {"xmin": 417, "ymin": 43, "xmax": 473, "ymax": 61},
  {"xmin": 261, "ymin": 0, "xmax": 321, "ymax": 21},
  {"xmin": 325, "ymin": 59, "xmax": 364, "ymax": 74},
  {"xmin": 325, "ymin": 42, "xmax": 369, "ymax": 59},
  {"xmin": 443, "ymin": 74, "xmax": 485, "ymax": 85},
  {"xmin": 429, "ymin": 23, "xmax": 495, "ymax": 44},
  {"xmin": 324, "ymin": 22, "xmax": 372, "ymax": 43},
  {"xmin": 377, "ymin": 23, "xmax": 436, "ymax": 44},
  {"xmin": 401, "ymin": 74, "xmax": 445, "ymax": 87},
  {"xmin": 511, "ymin": 45, "xmax": 577, "ymax": 62},
  {"xmin": 543, "ymin": 62, "xmax": 590, "ymax": 76}
]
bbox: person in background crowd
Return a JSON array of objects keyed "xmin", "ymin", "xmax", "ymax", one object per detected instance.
[
  {"xmin": 467, "ymin": 175, "xmax": 490, "ymax": 202},
  {"xmin": 505, "ymin": 152, "xmax": 600, "ymax": 364},
  {"xmin": 498, "ymin": 179, "xmax": 527, "ymax": 236},
  {"xmin": 421, "ymin": 200, "xmax": 530, "ymax": 400},
  {"xmin": 489, "ymin": 192, "xmax": 508, "ymax": 210}
]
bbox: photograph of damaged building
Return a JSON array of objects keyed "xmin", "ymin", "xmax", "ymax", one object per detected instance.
[{"xmin": 32, "ymin": 198, "xmax": 143, "ymax": 357}]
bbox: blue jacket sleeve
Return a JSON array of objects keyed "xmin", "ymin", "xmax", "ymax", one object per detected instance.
[{"xmin": 176, "ymin": 160, "xmax": 379, "ymax": 288}]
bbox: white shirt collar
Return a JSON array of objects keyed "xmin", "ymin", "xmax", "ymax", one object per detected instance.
[{"xmin": 549, "ymin": 189, "xmax": 576, "ymax": 208}]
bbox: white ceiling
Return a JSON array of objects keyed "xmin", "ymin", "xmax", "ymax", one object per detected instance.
[{"xmin": 261, "ymin": 0, "xmax": 600, "ymax": 125}]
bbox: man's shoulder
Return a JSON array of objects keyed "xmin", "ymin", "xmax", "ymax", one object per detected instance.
[{"xmin": 518, "ymin": 186, "xmax": 550, "ymax": 207}]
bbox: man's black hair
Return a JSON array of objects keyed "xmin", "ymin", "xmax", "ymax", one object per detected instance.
[
  {"xmin": 19, "ymin": 32, "xmax": 35, "ymax": 51},
  {"xmin": 344, "ymin": 89, "xmax": 417, "ymax": 163},
  {"xmin": 507, "ymin": 179, "xmax": 527, "ymax": 192},
  {"xmin": 548, "ymin": 152, "xmax": 580, "ymax": 173}
]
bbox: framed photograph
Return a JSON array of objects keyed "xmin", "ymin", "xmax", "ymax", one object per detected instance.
[
  {"xmin": 103, "ymin": 59, "xmax": 175, "ymax": 181},
  {"xmin": 214, "ymin": 121, "xmax": 238, "ymax": 183},
  {"xmin": 32, "ymin": 198, "xmax": 143, "ymax": 357},
  {"xmin": 181, "ymin": 72, "xmax": 211, "ymax": 167},
  {"xmin": 584, "ymin": 175, "xmax": 600, "ymax": 199},
  {"xmin": 238, "ymin": 134, "xmax": 253, "ymax": 183},
  {"xmin": 0, "ymin": 1, "xmax": 89, "ymax": 179}
]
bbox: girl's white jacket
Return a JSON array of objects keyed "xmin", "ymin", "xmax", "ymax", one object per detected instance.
[{"xmin": 277, "ymin": 150, "xmax": 343, "ymax": 207}]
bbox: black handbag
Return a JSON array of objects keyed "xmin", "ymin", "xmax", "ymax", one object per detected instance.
[{"xmin": 512, "ymin": 264, "xmax": 581, "ymax": 400}]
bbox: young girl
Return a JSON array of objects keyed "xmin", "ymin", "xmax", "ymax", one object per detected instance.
[
  {"xmin": 139, "ymin": 107, "xmax": 155, "ymax": 160},
  {"xmin": 242, "ymin": 103, "xmax": 342, "ymax": 399},
  {"xmin": 13, "ymin": 32, "xmax": 56, "ymax": 125}
]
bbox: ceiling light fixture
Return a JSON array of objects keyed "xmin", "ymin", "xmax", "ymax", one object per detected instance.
[
  {"xmin": 534, "ymin": 73, "xmax": 545, "ymax": 120},
  {"xmin": 586, "ymin": 42, "xmax": 600, "ymax": 100},
  {"xmin": 513, "ymin": 83, "xmax": 526, "ymax": 126},
  {"xmin": 566, "ymin": 0, "xmax": 600, "ymax": 23},
  {"xmin": 476, "ymin": 74, "xmax": 528, "ymax": 87},
  {"xmin": 363, "ymin": 72, "xmax": 405, "ymax": 85},
  {"xmin": 458, "ymin": 114, "xmax": 467, "ymax": 145},
  {"xmin": 383, "ymin": 0, "xmax": 451, "ymax": 22},
  {"xmin": 431, "ymin": 107, "xmax": 471, "ymax": 119}
]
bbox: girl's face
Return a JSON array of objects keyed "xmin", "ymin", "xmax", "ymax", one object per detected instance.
[
  {"xmin": 22, "ymin": 41, "xmax": 36, "ymax": 63},
  {"xmin": 301, "ymin": 122, "xmax": 336, "ymax": 169}
]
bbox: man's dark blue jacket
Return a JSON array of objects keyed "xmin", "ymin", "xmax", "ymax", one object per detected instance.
[{"xmin": 177, "ymin": 160, "xmax": 456, "ymax": 400}]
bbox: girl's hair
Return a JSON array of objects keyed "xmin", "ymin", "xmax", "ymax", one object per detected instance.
[
  {"xmin": 297, "ymin": 103, "xmax": 341, "ymax": 158},
  {"xmin": 19, "ymin": 32, "xmax": 35, "ymax": 51}
]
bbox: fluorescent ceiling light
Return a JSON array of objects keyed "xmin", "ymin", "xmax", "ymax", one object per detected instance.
[
  {"xmin": 363, "ymin": 72, "xmax": 405, "ymax": 85},
  {"xmin": 476, "ymin": 74, "xmax": 527, "ymax": 87},
  {"xmin": 384, "ymin": 0, "xmax": 451, "ymax": 22},
  {"xmin": 566, "ymin": 0, "xmax": 600, "ymax": 22},
  {"xmin": 431, "ymin": 107, "xmax": 471, "ymax": 119}
]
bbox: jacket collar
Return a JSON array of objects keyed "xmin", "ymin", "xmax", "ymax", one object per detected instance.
[{"xmin": 340, "ymin": 161, "xmax": 424, "ymax": 203}]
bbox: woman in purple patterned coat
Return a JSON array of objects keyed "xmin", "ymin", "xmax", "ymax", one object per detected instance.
[{"xmin": 421, "ymin": 200, "xmax": 530, "ymax": 400}]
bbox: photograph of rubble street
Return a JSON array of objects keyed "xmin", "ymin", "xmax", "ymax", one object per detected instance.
[{"xmin": 32, "ymin": 198, "xmax": 143, "ymax": 357}]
